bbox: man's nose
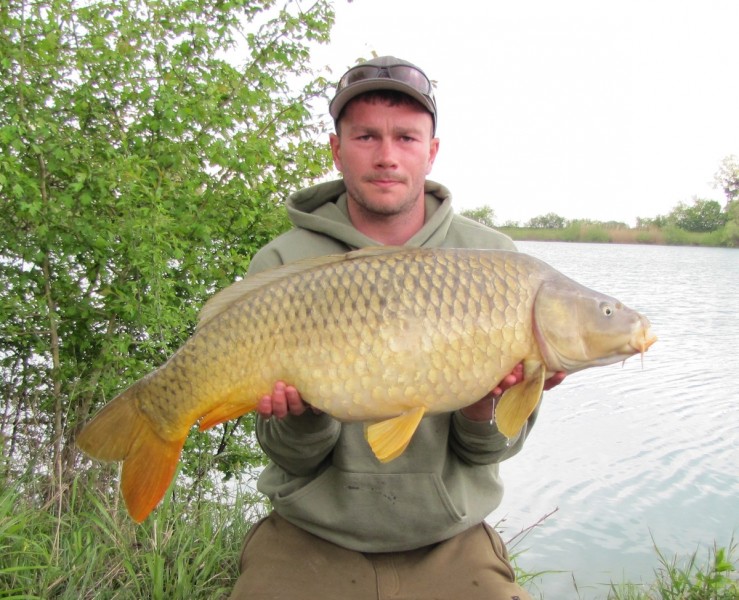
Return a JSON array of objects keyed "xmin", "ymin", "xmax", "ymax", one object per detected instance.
[{"xmin": 374, "ymin": 138, "xmax": 397, "ymax": 169}]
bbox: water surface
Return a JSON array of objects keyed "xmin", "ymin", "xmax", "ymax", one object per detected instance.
[{"xmin": 492, "ymin": 241, "xmax": 739, "ymax": 597}]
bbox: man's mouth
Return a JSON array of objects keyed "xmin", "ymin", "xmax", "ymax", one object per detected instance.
[{"xmin": 367, "ymin": 175, "xmax": 405, "ymax": 187}]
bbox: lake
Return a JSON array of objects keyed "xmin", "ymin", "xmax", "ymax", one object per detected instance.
[{"xmin": 492, "ymin": 241, "xmax": 739, "ymax": 597}]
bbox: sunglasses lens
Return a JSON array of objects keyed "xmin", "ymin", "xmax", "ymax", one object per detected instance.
[
  {"xmin": 386, "ymin": 66, "xmax": 431, "ymax": 94},
  {"xmin": 339, "ymin": 65, "xmax": 432, "ymax": 96},
  {"xmin": 338, "ymin": 66, "xmax": 381, "ymax": 88}
]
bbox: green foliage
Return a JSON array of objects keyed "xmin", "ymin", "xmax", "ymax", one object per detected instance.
[
  {"xmin": 608, "ymin": 537, "xmax": 739, "ymax": 600},
  {"xmin": 719, "ymin": 219, "xmax": 739, "ymax": 247},
  {"xmin": 0, "ymin": 0, "xmax": 335, "ymax": 504},
  {"xmin": 460, "ymin": 205, "xmax": 497, "ymax": 228},
  {"xmin": 526, "ymin": 212, "xmax": 568, "ymax": 229},
  {"xmin": 637, "ymin": 215, "xmax": 670, "ymax": 229},
  {"xmin": 559, "ymin": 221, "xmax": 610, "ymax": 243},
  {"xmin": 502, "ymin": 225, "xmax": 732, "ymax": 247},
  {"xmin": 668, "ymin": 198, "xmax": 728, "ymax": 232},
  {"xmin": 635, "ymin": 228, "xmax": 663, "ymax": 244}
]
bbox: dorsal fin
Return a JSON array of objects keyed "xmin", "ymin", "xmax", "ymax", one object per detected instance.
[{"xmin": 196, "ymin": 247, "xmax": 410, "ymax": 330}]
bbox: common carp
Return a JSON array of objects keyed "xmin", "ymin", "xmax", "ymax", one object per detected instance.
[{"xmin": 77, "ymin": 246, "xmax": 656, "ymax": 522}]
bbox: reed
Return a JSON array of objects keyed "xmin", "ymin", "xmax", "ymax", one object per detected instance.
[{"xmin": 498, "ymin": 225, "xmax": 731, "ymax": 247}]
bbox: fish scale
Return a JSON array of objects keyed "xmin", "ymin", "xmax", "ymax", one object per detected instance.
[
  {"xmin": 265, "ymin": 252, "xmax": 523, "ymax": 417},
  {"xmin": 77, "ymin": 246, "xmax": 656, "ymax": 523}
]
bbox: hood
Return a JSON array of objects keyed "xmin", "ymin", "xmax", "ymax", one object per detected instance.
[{"xmin": 285, "ymin": 179, "xmax": 456, "ymax": 249}]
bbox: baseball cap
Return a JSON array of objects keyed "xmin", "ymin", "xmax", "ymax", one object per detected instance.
[{"xmin": 329, "ymin": 56, "xmax": 437, "ymax": 134}]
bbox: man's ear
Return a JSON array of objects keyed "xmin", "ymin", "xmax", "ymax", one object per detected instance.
[
  {"xmin": 426, "ymin": 137, "xmax": 440, "ymax": 175},
  {"xmin": 329, "ymin": 133, "xmax": 343, "ymax": 172}
]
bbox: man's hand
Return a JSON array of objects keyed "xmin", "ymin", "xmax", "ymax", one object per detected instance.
[
  {"xmin": 460, "ymin": 364, "xmax": 566, "ymax": 422},
  {"xmin": 257, "ymin": 381, "xmax": 315, "ymax": 419},
  {"xmin": 259, "ymin": 366, "xmax": 566, "ymax": 423},
  {"xmin": 543, "ymin": 371, "xmax": 566, "ymax": 391}
]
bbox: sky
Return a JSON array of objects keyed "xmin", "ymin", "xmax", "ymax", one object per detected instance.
[{"xmin": 309, "ymin": 0, "xmax": 739, "ymax": 226}]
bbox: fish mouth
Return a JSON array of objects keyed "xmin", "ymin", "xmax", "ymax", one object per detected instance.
[
  {"xmin": 629, "ymin": 324, "xmax": 657, "ymax": 368},
  {"xmin": 633, "ymin": 331, "xmax": 658, "ymax": 353},
  {"xmin": 630, "ymin": 316, "xmax": 657, "ymax": 354}
]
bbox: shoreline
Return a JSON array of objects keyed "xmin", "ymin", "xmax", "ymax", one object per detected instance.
[{"xmin": 499, "ymin": 225, "xmax": 738, "ymax": 248}]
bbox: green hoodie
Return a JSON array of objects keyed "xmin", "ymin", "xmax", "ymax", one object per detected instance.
[{"xmin": 248, "ymin": 179, "xmax": 537, "ymax": 553}]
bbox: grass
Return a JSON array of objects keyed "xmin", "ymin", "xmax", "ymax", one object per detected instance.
[
  {"xmin": 1, "ymin": 475, "xmax": 736, "ymax": 599},
  {"xmin": 498, "ymin": 224, "xmax": 738, "ymax": 247},
  {"xmin": 606, "ymin": 536, "xmax": 739, "ymax": 600},
  {"xmin": 0, "ymin": 475, "xmax": 263, "ymax": 599}
]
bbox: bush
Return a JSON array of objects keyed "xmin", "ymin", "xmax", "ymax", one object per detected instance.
[
  {"xmin": 634, "ymin": 228, "xmax": 664, "ymax": 244},
  {"xmin": 720, "ymin": 221, "xmax": 739, "ymax": 247},
  {"xmin": 581, "ymin": 225, "xmax": 611, "ymax": 243}
]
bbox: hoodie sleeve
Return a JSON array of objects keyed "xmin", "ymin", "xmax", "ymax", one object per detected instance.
[
  {"xmin": 256, "ymin": 412, "xmax": 341, "ymax": 477},
  {"xmin": 449, "ymin": 403, "xmax": 540, "ymax": 465}
]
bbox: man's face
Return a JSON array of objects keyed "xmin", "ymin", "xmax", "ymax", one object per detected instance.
[{"xmin": 329, "ymin": 98, "xmax": 439, "ymax": 219}]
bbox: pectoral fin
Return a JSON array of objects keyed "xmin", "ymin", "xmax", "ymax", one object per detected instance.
[
  {"xmin": 365, "ymin": 406, "xmax": 426, "ymax": 463},
  {"xmin": 494, "ymin": 361, "xmax": 546, "ymax": 438}
]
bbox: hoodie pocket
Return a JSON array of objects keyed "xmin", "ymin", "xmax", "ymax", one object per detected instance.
[{"xmin": 272, "ymin": 467, "xmax": 467, "ymax": 551}]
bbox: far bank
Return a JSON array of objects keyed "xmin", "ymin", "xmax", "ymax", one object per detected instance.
[{"xmin": 498, "ymin": 223, "xmax": 738, "ymax": 247}]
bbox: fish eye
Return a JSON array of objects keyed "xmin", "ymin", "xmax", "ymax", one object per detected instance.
[{"xmin": 600, "ymin": 303, "xmax": 614, "ymax": 317}]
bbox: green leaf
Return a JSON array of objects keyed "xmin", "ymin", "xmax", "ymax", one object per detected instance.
[{"xmin": 1, "ymin": 0, "xmax": 336, "ymax": 499}]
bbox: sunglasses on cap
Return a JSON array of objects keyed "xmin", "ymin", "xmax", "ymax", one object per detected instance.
[{"xmin": 337, "ymin": 64, "xmax": 435, "ymax": 98}]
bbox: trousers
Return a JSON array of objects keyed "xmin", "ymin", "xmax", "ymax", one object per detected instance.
[{"xmin": 228, "ymin": 511, "xmax": 531, "ymax": 600}]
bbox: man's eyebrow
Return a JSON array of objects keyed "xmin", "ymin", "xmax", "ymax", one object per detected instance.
[
  {"xmin": 350, "ymin": 124, "xmax": 424, "ymax": 135},
  {"xmin": 350, "ymin": 125, "xmax": 379, "ymax": 134},
  {"xmin": 393, "ymin": 125, "xmax": 424, "ymax": 136}
]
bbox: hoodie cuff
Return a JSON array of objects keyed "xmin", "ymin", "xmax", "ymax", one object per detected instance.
[{"xmin": 452, "ymin": 411, "xmax": 512, "ymax": 452}]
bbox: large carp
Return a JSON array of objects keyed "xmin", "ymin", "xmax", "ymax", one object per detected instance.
[{"xmin": 78, "ymin": 247, "xmax": 656, "ymax": 522}]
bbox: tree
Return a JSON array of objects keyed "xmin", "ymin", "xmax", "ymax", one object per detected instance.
[
  {"xmin": 715, "ymin": 155, "xmax": 739, "ymax": 207},
  {"xmin": 636, "ymin": 215, "xmax": 668, "ymax": 228},
  {"xmin": 715, "ymin": 155, "xmax": 739, "ymax": 233},
  {"xmin": 526, "ymin": 213, "xmax": 567, "ymax": 229},
  {"xmin": 668, "ymin": 198, "xmax": 728, "ymax": 232},
  {"xmin": 0, "ymin": 0, "xmax": 335, "ymax": 507},
  {"xmin": 460, "ymin": 206, "xmax": 496, "ymax": 228}
]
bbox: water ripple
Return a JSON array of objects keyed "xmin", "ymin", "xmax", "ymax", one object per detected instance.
[{"xmin": 497, "ymin": 242, "xmax": 739, "ymax": 598}]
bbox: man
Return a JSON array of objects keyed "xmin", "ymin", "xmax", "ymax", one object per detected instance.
[{"xmin": 229, "ymin": 56, "xmax": 564, "ymax": 600}]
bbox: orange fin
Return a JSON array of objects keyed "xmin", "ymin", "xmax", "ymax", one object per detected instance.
[
  {"xmin": 494, "ymin": 361, "xmax": 546, "ymax": 438},
  {"xmin": 364, "ymin": 406, "xmax": 426, "ymax": 463},
  {"xmin": 77, "ymin": 388, "xmax": 187, "ymax": 523},
  {"xmin": 121, "ymin": 428, "xmax": 186, "ymax": 523},
  {"xmin": 198, "ymin": 400, "xmax": 259, "ymax": 431},
  {"xmin": 77, "ymin": 388, "xmax": 142, "ymax": 462}
]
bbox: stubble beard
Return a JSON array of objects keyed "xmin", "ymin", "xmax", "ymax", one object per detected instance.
[{"xmin": 346, "ymin": 176, "xmax": 424, "ymax": 219}]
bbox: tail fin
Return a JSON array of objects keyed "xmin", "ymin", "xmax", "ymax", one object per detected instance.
[{"xmin": 77, "ymin": 390, "xmax": 186, "ymax": 523}]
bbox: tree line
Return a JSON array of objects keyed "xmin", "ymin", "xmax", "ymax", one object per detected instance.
[{"xmin": 462, "ymin": 155, "xmax": 739, "ymax": 246}]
